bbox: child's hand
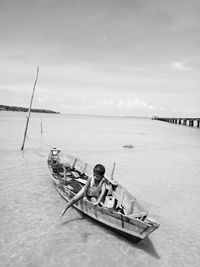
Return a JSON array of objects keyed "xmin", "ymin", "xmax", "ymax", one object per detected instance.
[{"xmin": 92, "ymin": 201, "xmax": 99, "ymax": 206}]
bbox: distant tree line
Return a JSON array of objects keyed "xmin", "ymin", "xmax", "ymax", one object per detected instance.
[{"xmin": 0, "ymin": 104, "xmax": 59, "ymax": 114}]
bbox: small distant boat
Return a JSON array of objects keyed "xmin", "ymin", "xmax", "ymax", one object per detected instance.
[
  {"xmin": 123, "ymin": 145, "xmax": 134, "ymax": 149},
  {"xmin": 48, "ymin": 148, "xmax": 159, "ymax": 242}
]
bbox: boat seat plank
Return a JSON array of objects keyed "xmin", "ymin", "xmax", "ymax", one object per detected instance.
[{"xmin": 76, "ymin": 178, "xmax": 87, "ymax": 185}]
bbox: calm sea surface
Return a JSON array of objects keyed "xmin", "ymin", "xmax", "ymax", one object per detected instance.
[{"xmin": 0, "ymin": 111, "xmax": 200, "ymax": 267}]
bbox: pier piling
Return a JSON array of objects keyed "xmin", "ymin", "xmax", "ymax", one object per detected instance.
[{"xmin": 152, "ymin": 117, "xmax": 200, "ymax": 128}]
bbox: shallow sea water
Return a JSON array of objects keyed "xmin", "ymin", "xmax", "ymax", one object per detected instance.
[{"xmin": 0, "ymin": 111, "xmax": 200, "ymax": 267}]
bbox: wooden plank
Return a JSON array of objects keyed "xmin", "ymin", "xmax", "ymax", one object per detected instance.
[{"xmin": 76, "ymin": 178, "xmax": 87, "ymax": 185}]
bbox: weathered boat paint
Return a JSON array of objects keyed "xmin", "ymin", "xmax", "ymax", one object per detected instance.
[{"xmin": 48, "ymin": 149, "xmax": 159, "ymax": 242}]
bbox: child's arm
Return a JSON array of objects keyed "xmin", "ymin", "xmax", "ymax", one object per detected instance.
[
  {"xmin": 94, "ymin": 182, "xmax": 106, "ymax": 205},
  {"xmin": 83, "ymin": 177, "xmax": 91, "ymax": 199}
]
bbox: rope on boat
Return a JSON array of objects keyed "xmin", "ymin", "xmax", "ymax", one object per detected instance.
[
  {"xmin": 26, "ymin": 134, "xmax": 56, "ymax": 148},
  {"xmin": 26, "ymin": 136, "xmax": 116, "ymax": 180}
]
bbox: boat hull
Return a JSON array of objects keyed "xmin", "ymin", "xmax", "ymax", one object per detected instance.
[{"xmin": 48, "ymin": 149, "xmax": 159, "ymax": 241}]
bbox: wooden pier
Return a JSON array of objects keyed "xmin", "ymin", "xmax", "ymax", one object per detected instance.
[{"xmin": 152, "ymin": 117, "xmax": 200, "ymax": 128}]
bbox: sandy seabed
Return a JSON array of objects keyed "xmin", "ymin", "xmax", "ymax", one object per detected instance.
[{"xmin": 1, "ymin": 112, "xmax": 200, "ymax": 267}]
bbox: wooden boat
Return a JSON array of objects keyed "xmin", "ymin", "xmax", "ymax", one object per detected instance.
[{"xmin": 48, "ymin": 148, "xmax": 159, "ymax": 242}]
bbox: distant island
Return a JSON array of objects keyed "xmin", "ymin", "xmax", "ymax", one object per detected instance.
[{"xmin": 0, "ymin": 104, "xmax": 60, "ymax": 114}]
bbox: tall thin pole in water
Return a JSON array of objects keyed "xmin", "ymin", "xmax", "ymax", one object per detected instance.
[
  {"xmin": 21, "ymin": 66, "xmax": 39, "ymax": 150},
  {"xmin": 111, "ymin": 162, "xmax": 116, "ymax": 179}
]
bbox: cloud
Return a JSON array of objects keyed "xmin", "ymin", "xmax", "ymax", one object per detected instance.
[
  {"xmin": 37, "ymin": 97, "xmax": 48, "ymax": 103},
  {"xmin": 117, "ymin": 100, "xmax": 125, "ymax": 108},
  {"xmin": 117, "ymin": 99, "xmax": 148, "ymax": 109},
  {"xmin": 172, "ymin": 61, "xmax": 192, "ymax": 71},
  {"xmin": 101, "ymin": 100, "xmax": 114, "ymax": 106},
  {"xmin": 149, "ymin": 105, "xmax": 156, "ymax": 110},
  {"xmin": 93, "ymin": 98, "xmax": 155, "ymax": 110},
  {"xmin": 186, "ymin": 108, "xmax": 200, "ymax": 114},
  {"xmin": 132, "ymin": 98, "xmax": 147, "ymax": 108}
]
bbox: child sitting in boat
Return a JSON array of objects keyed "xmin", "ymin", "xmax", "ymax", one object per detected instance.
[
  {"xmin": 83, "ymin": 164, "xmax": 107, "ymax": 205},
  {"xmin": 61, "ymin": 164, "xmax": 107, "ymax": 216}
]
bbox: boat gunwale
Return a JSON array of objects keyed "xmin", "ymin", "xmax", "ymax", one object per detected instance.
[{"xmin": 47, "ymin": 150, "xmax": 159, "ymax": 240}]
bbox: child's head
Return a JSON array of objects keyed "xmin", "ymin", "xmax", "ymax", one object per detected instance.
[{"xmin": 93, "ymin": 164, "xmax": 105, "ymax": 180}]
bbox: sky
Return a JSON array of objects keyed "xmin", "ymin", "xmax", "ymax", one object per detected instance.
[{"xmin": 0, "ymin": 0, "xmax": 200, "ymax": 117}]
